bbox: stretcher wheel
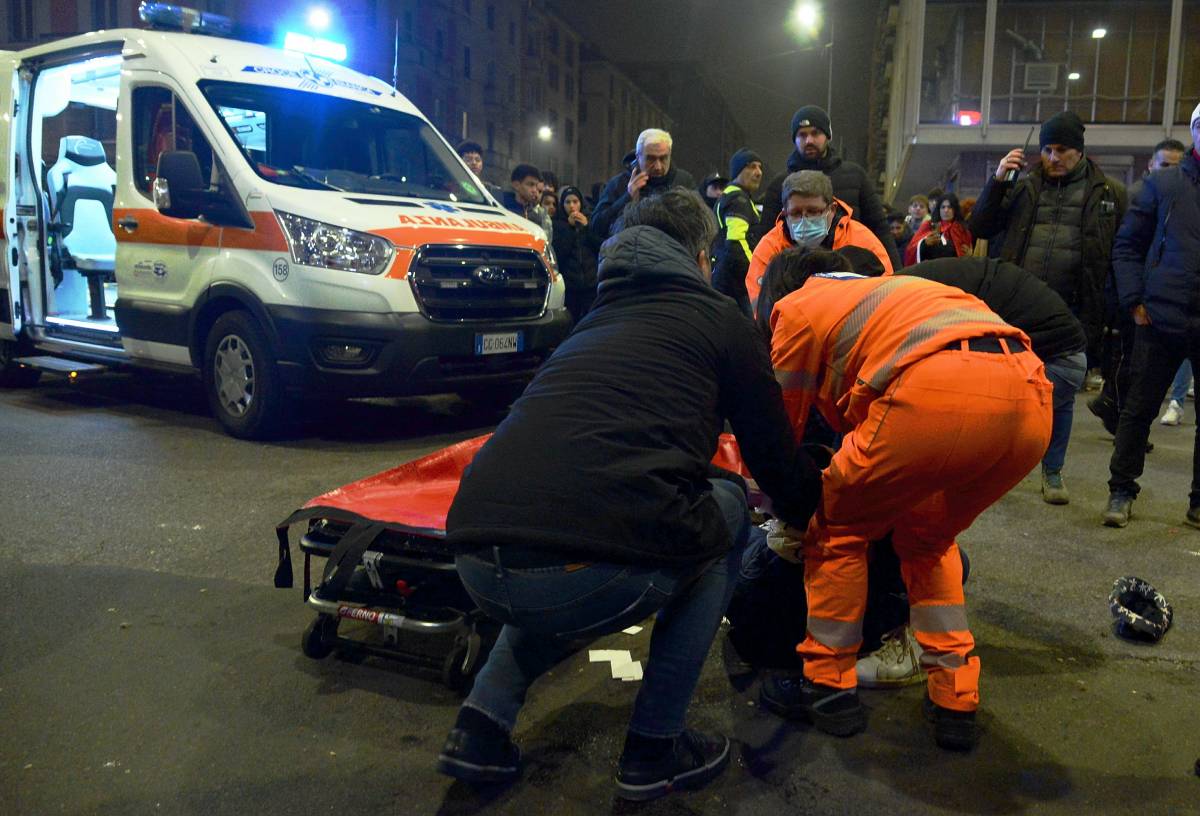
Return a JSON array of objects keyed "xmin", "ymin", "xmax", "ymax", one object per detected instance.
[
  {"xmin": 441, "ymin": 641, "xmax": 471, "ymax": 692},
  {"xmin": 302, "ymin": 614, "xmax": 338, "ymax": 659}
]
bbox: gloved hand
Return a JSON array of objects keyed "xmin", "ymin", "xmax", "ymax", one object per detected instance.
[{"xmin": 765, "ymin": 518, "xmax": 804, "ymax": 564}]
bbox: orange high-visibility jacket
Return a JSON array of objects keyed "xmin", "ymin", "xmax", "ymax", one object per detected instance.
[
  {"xmin": 746, "ymin": 198, "xmax": 894, "ymax": 306},
  {"xmin": 769, "ymin": 274, "xmax": 1030, "ymax": 436}
]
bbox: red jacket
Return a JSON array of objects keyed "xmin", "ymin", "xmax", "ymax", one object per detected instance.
[{"xmin": 904, "ymin": 219, "xmax": 974, "ymax": 267}]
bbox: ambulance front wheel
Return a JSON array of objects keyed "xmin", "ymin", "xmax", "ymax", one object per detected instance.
[
  {"xmin": 204, "ymin": 311, "xmax": 288, "ymax": 440},
  {"xmin": 0, "ymin": 339, "xmax": 41, "ymax": 388}
]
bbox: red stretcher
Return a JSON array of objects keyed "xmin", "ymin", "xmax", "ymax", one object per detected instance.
[{"xmin": 274, "ymin": 433, "xmax": 752, "ymax": 690}]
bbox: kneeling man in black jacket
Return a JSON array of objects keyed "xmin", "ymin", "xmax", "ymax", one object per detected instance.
[{"xmin": 437, "ymin": 189, "xmax": 822, "ymax": 801}]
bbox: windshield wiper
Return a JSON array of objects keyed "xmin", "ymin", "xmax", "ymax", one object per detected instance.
[{"xmin": 285, "ymin": 166, "xmax": 342, "ymax": 191}]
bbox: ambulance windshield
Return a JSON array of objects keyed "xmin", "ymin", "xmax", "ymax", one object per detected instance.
[{"xmin": 199, "ymin": 81, "xmax": 490, "ymax": 204}]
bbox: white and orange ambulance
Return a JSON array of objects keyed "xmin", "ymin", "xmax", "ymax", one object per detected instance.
[{"xmin": 0, "ymin": 3, "xmax": 569, "ymax": 438}]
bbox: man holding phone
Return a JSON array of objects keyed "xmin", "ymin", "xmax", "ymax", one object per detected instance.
[
  {"xmin": 968, "ymin": 111, "xmax": 1126, "ymax": 506},
  {"xmin": 591, "ymin": 128, "xmax": 696, "ymax": 241}
]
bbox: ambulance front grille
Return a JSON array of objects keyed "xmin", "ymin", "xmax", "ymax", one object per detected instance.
[{"xmin": 408, "ymin": 245, "xmax": 550, "ymax": 322}]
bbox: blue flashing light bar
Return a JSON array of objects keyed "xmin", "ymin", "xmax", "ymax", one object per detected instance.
[
  {"xmin": 283, "ymin": 31, "xmax": 347, "ymax": 62},
  {"xmin": 138, "ymin": 2, "xmax": 233, "ymax": 36}
]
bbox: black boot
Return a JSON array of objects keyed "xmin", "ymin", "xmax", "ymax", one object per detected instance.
[
  {"xmin": 436, "ymin": 706, "xmax": 521, "ymax": 783},
  {"xmin": 759, "ymin": 673, "xmax": 867, "ymax": 736},
  {"xmin": 615, "ymin": 730, "xmax": 731, "ymax": 801},
  {"xmin": 923, "ymin": 695, "xmax": 978, "ymax": 751}
]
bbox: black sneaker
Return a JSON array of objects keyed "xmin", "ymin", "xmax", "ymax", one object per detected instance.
[
  {"xmin": 1186, "ymin": 506, "xmax": 1200, "ymax": 530},
  {"xmin": 759, "ymin": 673, "xmax": 867, "ymax": 736},
  {"xmin": 1087, "ymin": 394, "xmax": 1119, "ymax": 435},
  {"xmin": 1102, "ymin": 493, "xmax": 1134, "ymax": 528},
  {"xmin": 436, "ymin": 726, "xmax": 521, "ymax": 783},
  {"xmin": 615, "ymin": 730, "xmax": 731, "ymax": 801},
  {"xmin": 923, "ymin": 695, "xmax": 978, "ymax": 751}
]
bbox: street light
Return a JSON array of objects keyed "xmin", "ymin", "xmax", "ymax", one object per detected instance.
[
  {"xmin": 1068, "ymin": 71, "xmax": 1081, "ymax": 81},
  {"xmin": 537, "ymin": 125, "xmax": 552, "ymax": 141},
  {"xmin": 794, "ymin": 1, "xmax": 820, "ymax": 34},
  {"xmin": 1091, "ymin": 27, "xmax": 1107, "ymax": 39}
]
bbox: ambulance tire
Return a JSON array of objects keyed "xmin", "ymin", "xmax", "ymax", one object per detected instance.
[
  {"xmin": 204, "ymin": 311, "xmax": 288, "ymax": 440},
  {"xmin": 0, "ymin": 340, "xmax": 40, "ymax": 388}
]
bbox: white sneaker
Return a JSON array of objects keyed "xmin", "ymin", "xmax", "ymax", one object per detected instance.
[
  {"xmin": 856, "ymin": 625, "xmax": 926, "ymax": 689},
  {"xmin": 1161, "ymin": 400, "xmax": 1183, "ymax": 426}
]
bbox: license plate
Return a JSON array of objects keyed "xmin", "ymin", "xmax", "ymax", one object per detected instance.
[{"xmin": 474, "ymin": 331, "xmax": 524, "ymax": 355}]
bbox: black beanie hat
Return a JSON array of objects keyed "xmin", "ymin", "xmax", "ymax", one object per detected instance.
[
  {"xmin": 791, "ymin": 105, "xmax": 832, "ymax": 140},
  {"xmin": 1040, "ymin": 111, "xmax": 1086, "ymax": 152},
  {"xmin": 729, "ymin": 148, "xmax": 763, "ymax": 181}
]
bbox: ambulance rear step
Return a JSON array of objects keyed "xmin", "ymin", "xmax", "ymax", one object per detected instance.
[{"xmin": 14, "ymin": 356, "xmax": 107, "ymax": 379}]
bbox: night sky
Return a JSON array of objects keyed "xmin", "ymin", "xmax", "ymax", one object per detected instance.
[{"xmin": 547, "ymin": 0, "xmax": 878, "ymax": 179}]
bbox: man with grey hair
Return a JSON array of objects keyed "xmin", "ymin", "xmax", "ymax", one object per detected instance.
[
  {"xmin": 438, "ymin": 187, "xmax": 822, "ymax": 800},
  {"xmin": 590, "ymin": 127, "xmax": 697, "ymax": 241}
]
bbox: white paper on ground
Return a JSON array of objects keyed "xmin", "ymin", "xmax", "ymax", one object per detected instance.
[
  {"xmin": 621, "ymin": 626, "xmax": 643, "ymax": 635},
  {"xmin": 587, "ymin": 649, "xmax": 643, "ymax": 682}
]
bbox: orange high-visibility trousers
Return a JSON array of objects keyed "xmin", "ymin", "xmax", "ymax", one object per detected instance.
[{"xmin": 799, "ymin": 341, "xmax": 1052, "ymax": 711}]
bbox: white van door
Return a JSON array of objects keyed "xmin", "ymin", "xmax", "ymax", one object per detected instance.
[
  {"xmin": 0, "ymin": 56, "xmax": 20, "ymax": 340},
  {"xmin": 112, "ymin": 75, "xmax": 225, "ymax": 366}
]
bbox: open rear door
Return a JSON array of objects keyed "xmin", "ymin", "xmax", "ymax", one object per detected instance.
[{"xmin": 0, "ymin": 53, "xmax": 19, "ymax": 339}]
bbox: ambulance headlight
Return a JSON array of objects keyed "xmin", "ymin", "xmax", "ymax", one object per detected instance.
[
  {"xmin": 540, "ymin": 240, "xmax": 558, "ymax": 276},
  {"xmin": 276, "ymin": 211, "xmax": 393, "ymax": 275}
]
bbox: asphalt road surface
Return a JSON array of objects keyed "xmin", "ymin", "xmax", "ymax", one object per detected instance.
[{"xmin": 1, "ymin": 371, "xmax": 1198, "ymax": 815}]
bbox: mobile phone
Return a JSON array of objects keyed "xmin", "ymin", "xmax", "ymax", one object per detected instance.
[{"xmin": 1004, "ymin": 125, "xmax": 1036, "ymax": 182}]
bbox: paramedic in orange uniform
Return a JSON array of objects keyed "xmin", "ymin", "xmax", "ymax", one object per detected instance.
[
  {"xmin": 746, "ymin": 170, "xmax": 893, "ymax": 310},
  {"xmin": 757, "ymin": 250, "xmax": 1053, "ymax": 751}
]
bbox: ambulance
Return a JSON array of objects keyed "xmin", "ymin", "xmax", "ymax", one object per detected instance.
[{"xmin": 0, "ymin": 3, "xmax": 570, "ymax": 438}]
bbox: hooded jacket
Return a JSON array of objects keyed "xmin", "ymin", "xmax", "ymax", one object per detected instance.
[
  {"xmin": 757, "ymin": 145, "xmax": 900, "ymax": 269},
  {"xmin": 502, "ymin": 190, "xmax": 553, "ymax": 237},
  {"xmin": 968, "ymin": 157, "xmax": 1126, "ymax": 350},
  {"xmin": 446, "ymin": 225, "xmax": 821, "ymax": 566},
  {"xmin": 589, "ymin": 164, "xmax": 698, "ymax": 242},
  {"xmin": 746, "ymin": 198, "xmax": 894, "ymax": 307},
  {"xmin": 1112, "ymin": 150, "xmax": 1200, "ymax": 337},
  {"xmin": 551, "ymin": 186, "xmax": 599, "ymax": 293}
]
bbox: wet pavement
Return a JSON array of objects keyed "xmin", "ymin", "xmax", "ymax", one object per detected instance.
[{"xmin": 1, "ymin": 372, "xmax": 1197, "ymax": 814}]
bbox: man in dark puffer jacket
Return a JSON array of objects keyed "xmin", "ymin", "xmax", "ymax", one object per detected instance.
[
  {"xmin": 1102, "ymin": 106, "xmax": 1200, "ymax": 529},
  {"xmin": 437, "ymin": 189, "xmax": 822, "ymax": 801},
  {"xmin": 755, "ymin": 105, "xmax": 900, "ymax": 270},
  {"xmin": 969, "ymin": 111, "xmax": 1126, "ymax": 504}
]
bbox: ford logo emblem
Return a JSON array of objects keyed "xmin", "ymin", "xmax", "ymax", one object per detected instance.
[{"xmin": 472, "ymin": 265, "xmax": 509, "ymax": 285}]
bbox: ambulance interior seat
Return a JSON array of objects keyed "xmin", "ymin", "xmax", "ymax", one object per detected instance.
[{"xmin": 46, "ymin": 135, "xmax": 117, "ymax": 319}]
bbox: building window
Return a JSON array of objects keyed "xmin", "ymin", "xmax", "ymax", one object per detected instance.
[
  {"xmin": 435, "ymin": 30, "xmax": 444, "ymax": 59},
  {"xmin": 548, "ymin": 24, "xmax": 559, "ymax": 56},
  {"xmin": 508, "ymin": 73, "xmax": 516, "ymax": 102},
  {"xmin": 548, "ymin": 63, "xmax": 558, "ymax": 92},
  {"xmin": 549, "ymin": 108, "xmax": 558, "ymax": 127},
  {"xmin": 580, "ymin": 98, "xmax": 588, "ymax": 124},
  {"xmin": 464, "ymin": 47, "xmax": 471, "ymax": 79},
  {"xmin": 566, "ymin": 40, "xmax": 575, "ymax": 67},
  {"xmin": 508, "ymin": 130, "xmax": 514, "ymax": 156},
  {"xmin": 508, "ymin": 19, "xmax": 516, "ymax": 46},
  {"xmin": 463, "ymin": 0, "xmax": 471, "ymax": 13},
  {"xmin": 565, "ymin": 75, "xmax": 574, "ymax": 102},
  {"xmin": 486, "ymin": 4, "xmax": 495, "ymax": 30},
  {"xmin": 565, "ymin": 118, "xmax": 574, "ymax": 146},
  {"xmin": 93, "ymin": 0, "xmax": 119, "ymax": 28},
  {"xmin": 487, "ymin": 122, "xmax": 495, "ymax": 151},
  {"xmin": 8, "ymin": 0, "xmax": 33, "ymax": 40}
]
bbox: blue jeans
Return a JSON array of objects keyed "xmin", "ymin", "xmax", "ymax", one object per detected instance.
[
  {"xmin": 1042, "ymin": 352, "xmax": 1087, "ymax": 473},
  {"xmin": 1170, "ymin": 360, "xmax": 1192, "ymax": 404},
  {"xmin": 456, "ymin": 478, "xmax": 750, "ymax": 738}
]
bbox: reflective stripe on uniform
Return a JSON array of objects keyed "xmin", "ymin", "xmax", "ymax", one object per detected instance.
[
  {"xmin": 828, "ymin": 277, "xmax": 914, "ymax": 394},
  {"xmin": 919, "ymin": 651, "xmax": 968, "ymax": 670},
  {"xmin": 866, "ymin": 307, "xmax": 1011, "ymax": 391},
  {"xmin": 910, "ymin": 603, "xmax": 970, "ymax": 633},
  {"xmin": 775, "ymin": 368, "xmax": 821, "ymax": 391},
  {"xmin": 725, "ymin": 216, "xmax": 753, "ymax": 263},
  {"xmin": 807, "ymin": 616, "xmax": 863, "ymax": 648}
]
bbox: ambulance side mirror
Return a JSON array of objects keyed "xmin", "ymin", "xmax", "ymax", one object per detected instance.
[{"xmin": 154, "ymin": 151, "xmax": 253, "ymax": 229}]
